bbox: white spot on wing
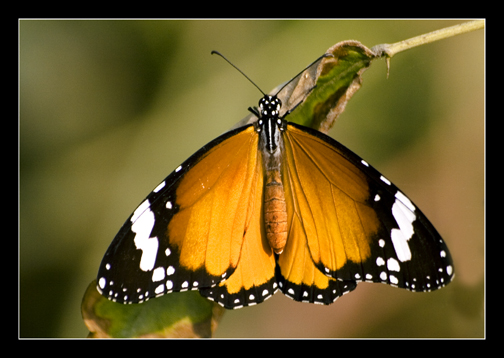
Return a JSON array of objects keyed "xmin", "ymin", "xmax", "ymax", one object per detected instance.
[
  {"xmin": 152, "ymin": 267, "xmax": 166, "ymax": 282},
  {"xmin": 395, "ymin": 190, "xmax": 415, "ymax": 212},
  {"xmin": 153, "ymin": 181, "xmax": 165, "ymax": 193},
  {"xmin": 132, "ymin": 199, "xmax": 151, "ymax": 223},
  {"xmin": 391, "ymin": 229, "xmax": 412, "ymax": 262},
  {"xmin": 98, "ymin": 277, "xmax": 106, "ymax": 289},
  {"xmin": 387, "ymin": 258, "xmax": 400, "ymax": 272},
  {"xmin": 389, "ymin": 275, "xmax": 399, "ymax": 285},
  {"xmin": 380, "ymin": 176, "xmax": 391, "ymax": 185},
  {"xmin": 131, "ymin": 202, "xmax": 159, "ymax": 272},
  {"xmin": 390, "ymin": 194, "xmax": 417, "ymax": 262}
]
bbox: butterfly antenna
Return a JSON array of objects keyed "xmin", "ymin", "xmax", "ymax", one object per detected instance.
[
  {"xmin": 211, "ymin": 51, "xmax": 266, "ymax": 96},
  {"xmin": 275, "ymin": 53, "xmax": 333, "ymax": 96}
]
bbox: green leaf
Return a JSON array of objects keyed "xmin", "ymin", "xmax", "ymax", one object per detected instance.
[
  {"xmin": 285, "ymin": 40, "xmax": 376, "ymax": 133},
  {"xmin": 82, "ymin": 280, "xmax": 225, "ymax": 338}
]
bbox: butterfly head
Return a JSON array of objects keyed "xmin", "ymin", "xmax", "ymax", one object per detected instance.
[
  {"xmin": 254, "ymin": 95, "xmax": 286, "ymax": 156},
  {"xmin": 259, "ymin": 95, "xmax": 281, "ymax": 119}
]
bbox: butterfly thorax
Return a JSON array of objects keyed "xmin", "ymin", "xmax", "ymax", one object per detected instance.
[{"xmin": 254, "ymin": 95, "xmax": 288, "ymax": 254}]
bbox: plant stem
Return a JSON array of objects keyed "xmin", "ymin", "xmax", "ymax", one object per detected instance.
[
  {"xmin": 370, "ymin": 20, "xmax": 484, "ymax": 77},
  {"xmin": 372, "ymin": 20, "xmax": 484, "ymax": 58}
]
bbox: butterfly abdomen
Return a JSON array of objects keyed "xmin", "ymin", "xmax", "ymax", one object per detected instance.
[{"xmin": 264, "ymin": 169, "xmax": 287, "ymax": 254}]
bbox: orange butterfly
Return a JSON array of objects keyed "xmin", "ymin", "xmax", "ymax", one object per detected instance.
[{"xmin": 97, "ymin": 52, "xmax": 454, "ymax": 309}]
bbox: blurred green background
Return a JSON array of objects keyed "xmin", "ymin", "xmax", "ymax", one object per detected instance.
[{"xmin": 19, "ymin": 19, "xmax": 484, "ymax": 338}]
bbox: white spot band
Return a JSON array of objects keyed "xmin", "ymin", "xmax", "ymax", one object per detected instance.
[{"xmin": 131, "ymin": 200, "xmax": 159, "ymax": 272}]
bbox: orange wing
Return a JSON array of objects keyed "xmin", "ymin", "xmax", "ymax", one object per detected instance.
[
  {"xmin": 281, "ymin": 124, "xmax": 379, "ymax": 273},
  {"xmin": 97, "ymin": 125, "xmax": 276, "ymax": 308},
  {"xmin": 276, "ymin": 123, "xmax": 366, "ymax": 303},
  {"xmin": 198, "ymin": 141, "xmax": 278, "ymax": 308},
  {"xmin": 277, "ymin": 123, "xmax": 453, "ymax": 304}
]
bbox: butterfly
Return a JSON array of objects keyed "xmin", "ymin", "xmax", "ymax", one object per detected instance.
[{"xmin": 96, "ymin": 51, "xmax": 454, "ymax": 309}]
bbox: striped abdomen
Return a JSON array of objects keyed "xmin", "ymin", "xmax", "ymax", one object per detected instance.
[{"xmin": 264, "ymin": 169, "xmax": 287, "ymax": 254}]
